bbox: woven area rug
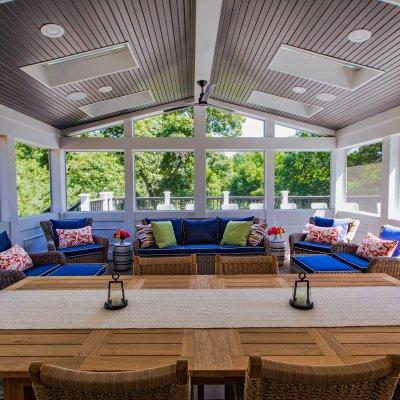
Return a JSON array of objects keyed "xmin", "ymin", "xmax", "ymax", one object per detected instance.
[{"xmin": 1, "ymin": 287, "xmax": 399, "ymax": 329}]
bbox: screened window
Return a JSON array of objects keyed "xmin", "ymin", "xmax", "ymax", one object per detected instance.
[
  {"xmin": 275, "ymin": 151, "xmax": 331, "ymax": 209},
  {"xmin": 15, "ymin": 143, "xmax": 51, "ymax": 217},
  {"xmin": 345, "ymin": 142, "xmax": 382, "ymax": 214},
  {"xmin": 275, "ymin": 124, "xmax": 323, "ymax": 138},
  {"xmin": 74, "ymin": 124, "xmax": 124, "ymax": 138}
]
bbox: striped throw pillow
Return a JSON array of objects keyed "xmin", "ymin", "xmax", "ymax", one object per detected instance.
[
  {"xmin": 248, "ymin": 224, "xmax": 267, "ymax": 246},
  {"xmin": 136, "ymin": 224, "xmax": 156, "ymax": 248}
]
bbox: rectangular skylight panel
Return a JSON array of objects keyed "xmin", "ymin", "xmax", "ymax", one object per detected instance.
[
  {"xmin": 79, "ymin": 90, "xmax": 155, "ymax": 117},
  {"xmin": 269, "ymin": 45, "xmax": 384, "ymax": 91},
  {"xmin": 20, "ymin": 43, "xmax": 138, "ymax": 88},
  {"xmin": 247, "ymin": 91, "xmax": 323, "ymax": 118}
]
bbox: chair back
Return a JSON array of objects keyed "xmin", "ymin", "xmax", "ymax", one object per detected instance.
[
  {"xmin": 215, "ymin": 255, "xmax": 278, "ymax": 275},
  {"xmin": 245, "ymin": 355, "xmax": 400, "ymax": 400},
  {"xmin": 30, "ymin": 360, "xmax": 190, "ymax": 400},
  {"xmin": 134, "ymin": 255, "xmax": 197, "ymax": 275},
  {"xmin": 309, "ymin": 217, "xmax": 360, "ymax": 243}
]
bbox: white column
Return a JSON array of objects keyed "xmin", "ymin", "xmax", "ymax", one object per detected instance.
[
  {"xmin": 387, "ymin": 135, "xmax": 400, "ymax": 220},
  {"xmin": 50, "ymin": 149, "xmax": 66, "ymax": 216},
  {"xmin": 99, "ymin": 191, "xmax": 113, "ymax": 211},
  {"xmin": 123, "ymin": 119, "xmax": 135, "ymax": 234},
  {"xmin": 265, "ymin": 149, "xmax": 275, "ymax": 226},
  {"xmin": 331, "ymin": 148, "xmax": 346, "ymax": 214},
  {"xmin": 194, "ymin": 106, "xmax": 206, "ymax": 217},
  {"xmin": 79, "ymin": 194, "xmax": 91, "ymax": 211}
]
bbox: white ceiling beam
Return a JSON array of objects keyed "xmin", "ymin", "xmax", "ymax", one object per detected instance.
[
  {"xmin": 379, "ymin": 0, "xmax": 400, "ymax": 5},
  {"xmin": 194, "ymin": 0, "xmax": 223, "ymax": 99}
]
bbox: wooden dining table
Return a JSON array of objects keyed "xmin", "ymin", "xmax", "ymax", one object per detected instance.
[{"xmin": 1, "ymin": 273, "xmax": 400, "ymax": 400}]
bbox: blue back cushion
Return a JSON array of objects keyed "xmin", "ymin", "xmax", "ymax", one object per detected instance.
[
  {"xmin": 314, "ymin": 216, "xmax": 334, "ymax": 227},
  {"xmin": 380, "ymin": 225, "xmax": 400, "ymax": 257},
  {"xmin": 50, "ymin": 218, "xmax": 88, "ymax": 248},
  {"xmin": 0, "ymin": 231, "xmax": 12, "ymax": 252},
  {"xmin": 218, "ymin": 216, "xmax": 254, "ymax": 240},
  {"xmin": 183, "ymin": 218, "xmax": 219, "ymax": 244},
  {"xmin": 145, "ymin": 218, "xmax": 183, "ymax": 244}
]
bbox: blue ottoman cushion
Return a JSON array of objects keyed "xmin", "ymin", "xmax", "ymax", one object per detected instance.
[
  {"xmin": 333, "ymin": 252, "xmax": 370, "ymax": 272},
  {"xmin": 48, "ymin": 263, "xmax": 106, "ymax": 276},
  {"xmin": 183, "ymin": 218, "xmax": 219, "ymax": 244},
  {"xmin": 292, "ymin": 255, "xmax": 357, "ymax": 274},
  {"xmin": 24, "ymin": 263, "xmax": 60, "ymax": 277},
  {"xmin": 59, "ymin": 243, "xmax": 104, "ymax": 258},
  {"xmin": 294, "ymin": 241, "xmax": 332, "ymax": 254},
  {"xmin": 50, "ymin": 218, "xmax": 88, "ymax": 248}
]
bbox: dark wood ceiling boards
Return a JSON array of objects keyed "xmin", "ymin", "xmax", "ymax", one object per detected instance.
[{"xmin": 0, "ymin": 0, "xmax": 194, "ymax": 129}]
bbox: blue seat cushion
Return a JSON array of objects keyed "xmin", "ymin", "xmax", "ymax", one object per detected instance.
[
  {"xmin": 219, "ymin": 245, "xmax": 264, "ymax": 255},
  {"xmin": 0, "ymin": 231, "xmax": 12, "ymax": 252},
  {"xmin": 218, "ymin": 216, "xmax": 254, "ymax": 240},
  {"xmin": 182, "ymin": 244, "xmax": 221, "ymax": 254},
  {"xmin": 50, "ymin": 218, "xmax": 88, "ymax": 248},
  {"xmin": 292, "ymin": 255, "xmax": 357, "ymax": 274},
  {"xmin": 145, "ymin": 218, "xmax": 183, "ymax": 244},
  {"xmin": 59, "ymin": 243, "xmax": 104, "ymax": 258},
  {"xmin": 24, "ymin": 263, "xmax": 60, "ymax": 277},
  {"xmin": 294, "ymin": 241, "xmax": 332, "ymax": 254},
  {"xmin": 48, "ymin": 263, "xmax": 105, "ymax": 276},
  {"xmin": 139, "ymin": 245, "xmax": 184, "ymax": 256},
  {"xmin": 183, "ymin": 218, "xmax": 219, "ymax": 244},
  {"xmin": 333, "ymin": 252, "xmax": 370, "ymax": 272},
  {"xmin": 380, "ymin": 225, "xmax": 400, "ymax": 257}
]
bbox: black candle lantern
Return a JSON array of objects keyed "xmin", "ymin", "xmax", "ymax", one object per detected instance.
[
  {"xmin": 289, "ymin": 272, "xmax": 313, "ymax": 310},
  {"xmin": 105, "ymin": 272, "xmax": 128, "ymax": 310}
]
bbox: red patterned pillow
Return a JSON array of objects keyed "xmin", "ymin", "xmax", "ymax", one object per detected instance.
[
  {"xmin": 57, "ymin": 226, "xmax": 94, "ymax": 248},
  {"xmin": 0, "ymin": 244, "xmax": 33, "ymax": 271},
  {"xmin": 356, "ymin": 233, "xmax": 398, "ymax": 259},
  {"xmin": 248, "ymin": 224, "xmax": 268, "ymax": 246},
  {"xmin": 305, "ymin": 224, "xmax": 342, "ymax": 244}
]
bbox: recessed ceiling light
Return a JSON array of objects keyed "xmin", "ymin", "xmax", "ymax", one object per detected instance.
[
  {"xmin": 66, "ymin": 91, "xmax": 87, "ymax": 101},
  {"xmin": 40, "ymin": 23, "xmax": 65, "ymax": 39},
  {"xmin": 292, "ymin": 86, "xmax": 307, "ymax": 94},
  {"xmin": 98, "ymin": 86, "xmax": 113, "ymax": 93},
  {"xmin": 348, "ymin": 29, "xmax": 371, "ymax": 43},
  {"xmin": 316, "ymin": 93, "xmax": 336, "ymax": 102}
]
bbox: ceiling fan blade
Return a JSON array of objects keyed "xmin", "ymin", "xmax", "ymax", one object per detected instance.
[
  {"xmin": 163, "ymin": 103, "xmax": 197, "ymax": 113},
  {"xmin": 202, "ymin": 83, "xmax": 216, "ymax": 102}
]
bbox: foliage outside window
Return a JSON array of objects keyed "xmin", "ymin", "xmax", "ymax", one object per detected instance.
[
  {"xmin": 135, "ymin": 151, "xmax": 195, "ymax": 211},
  {"xmin": 275, "ymin": 152, "xmax": 331, "ymax": 209},
  {"xmin": 15, "ymin": 143, "xmax": 51, "ymax": 217},
  {"xmin": 74, "ymin": 124, "xmax": 124, "ymax": 138},
  {"xmin": 345, "ymin": 142, "xmax": 382, "ymax": 214},
  {"xmin": 275, "ymin": 124, "xmax": 324, "ymax": 138},
  {"xmin": 66, "ymin": 152, "xmax": 125, "ymax": 211},
  {"xmin": 206, "ymin": 151, "xmax": 264, "ymax": 210}
]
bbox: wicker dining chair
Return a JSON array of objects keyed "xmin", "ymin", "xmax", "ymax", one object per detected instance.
[
  {"xmin": 215, "ymin": 255, "xmax": 278, "ymax": 275},
  {"xmin": 134, "ymin": 254, "xmax": 197, "ymax": 275},
  {"xmin": 29, "ymin": 360, "xmax": 190, "ymax": 400},
  {"xmin": 244, "ymin": 355, "xmax": 400, "ymax": 400}
]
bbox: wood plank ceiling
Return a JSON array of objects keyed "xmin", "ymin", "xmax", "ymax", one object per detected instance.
[{"xmin": 0, "ymin": 0, "xmax": 399, "ymax": 131}]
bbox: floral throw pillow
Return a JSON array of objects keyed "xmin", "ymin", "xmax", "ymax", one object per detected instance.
[
  {"xmin": 305, "ymin": 224, "xmax": 342, "ymax": 244},
  {"xmin": 136, "ymin": 224, "xmax": 156, "ymax": 248},
  {"xmin": 248, "ymin": 224, "xmax": 268, "ymax": 246},
  {"xmin": 56, "ymin": 226, "xmax": 94, "ymax": 248},
  {"xmin": 0, "ymin": 244, "xmax": 33, "ymax": 271},
  {"xmin": 356, "ymin": 233, "xmax": 398, "ymax": 259}
]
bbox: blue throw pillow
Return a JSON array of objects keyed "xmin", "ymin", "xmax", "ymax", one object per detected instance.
[
  {"xmin": 380, "ymin": 225, "xmax": 400, "ymax": 257},
  {"xmin": 183, "ymin": 218, "xmax": 219, "ymax": 244},
  {"xmin": 50, "ymin": 218, "xmax": 88, "ymax": 248},
  {"xmin": 0, "ymin": 231, "xmax": 12, "ymax": 252},
  {"xmin": 218, "ymin": 216, "xmax": 254, "ymax": 240},
  {"xmin": 332, "ymin": 218, "xmax": 351, "ymax": 241},
  {"xmin": 145, "ymin": 218, "xmax": 183, "ymax": 244}
]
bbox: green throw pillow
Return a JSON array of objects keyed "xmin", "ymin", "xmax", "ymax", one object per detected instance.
[
  {"xmin": 151, "ymin": 221, "xmax": 177, "ymax": 249},
  {"xmin": 220, "ymin": 221, "xmax": 252, "ymax": 246}
]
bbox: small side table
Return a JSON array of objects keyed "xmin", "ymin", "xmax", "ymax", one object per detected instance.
[
  {"xmin": 113, "ymin": 242, "xmax": 133, "ymax": 272},
  {"xmin": 269, "ymin": 239, "xmax": 286, "ymax": 267}
]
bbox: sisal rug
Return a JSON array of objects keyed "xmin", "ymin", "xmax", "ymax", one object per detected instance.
[{"xmin": 1, "ymin": 287, "xmax": 399, "ymax": 330}]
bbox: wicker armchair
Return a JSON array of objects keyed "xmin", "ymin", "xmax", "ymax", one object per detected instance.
[
  {"xmin": 244, "ymin": 355, "xmax": 400, "ymax": 400},
  {"xmin": 40, "ymin": 218, "xmax": 109, "ymax": 263},
  {"xmin": 215, "ymin": 255, "xmax": 278, "ymax": 275},
  {"xmin": 134, "ymin": 255, "xmax": 197, "ymax": 275},
  {"xmin": 0, "ymin": 270, "xmax": 25, "ymax": 290},
  {"xmin": 30, "ymin": 360, "xmax": 190, "ymax": 400}
]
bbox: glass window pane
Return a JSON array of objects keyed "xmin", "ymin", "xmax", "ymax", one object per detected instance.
[
  {"xmin": 206, "ymin": 151, "xmax": 264, "ymax": 210},
  {"xmin": 345, "ymin": 142, "xmax": 382, "ymax": 214},
  {"xmin": 275, "ymin": 124, "xmax": 324, "ymax": 138},
  {"xmin": 275, "ymin": 152, "xmax": 331, "ymax": 209},
  {"xmin": 135, "ymin": 151, "xmax": 194, "ymax": 210},
  {"xmin": 74, "ymin": 124, "xmax": 124, "ymax": 138},
  {"xmin": 66, "ymin": 152, "xmax": 125, "ymax": 211},
  {"xmin": 15, "ymin": 143, "xmax": 51, "ymax": 217}
]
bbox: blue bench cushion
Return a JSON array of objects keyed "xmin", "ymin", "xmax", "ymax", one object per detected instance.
[
  {"xmin": 0, "ymin": 231, "xmax": 12, "ymax": 252},
  {"xmin": 50, "ymin": 218, "xmax": 88, "ymax": 248},
  {"xmin": 294, "ymin": 241, "xmax": 332, "ymax": 254},
  {"xmin": 182, "ymin": 244, "xmax": 220, "ymax": 254},
  {"xmin": 48, "ymin": 263, "xmax": 105, "ymax": 276},
  {"xmin": 24, "ymin": 263, "xmax": 60, "ymax": 277},
  {"xmin": 183, "ymin": 218, "xmax": 219, "ymax": 244},
  {"xmin": 59, "ymin": 243, "xmax": 104, "ymax": 258},
  {"xmin": 139, "ymin": 245, "xmax": 184, "ymax": 256},
  {"xmin": 219, "ymin": 245, "xmax": 264, "ymax": 255},
  {"xmin": 333, "ymin": 252, "xmax": 370, "ymax": 272},
  {"xmin": 218, "ymin": 216, "xmax": 254, "ymax": 240},
  {"xmin": 292, "ymin": 255, "xmax": 357, "ymax": 274},
  {"xmin": 145, "ymin": 218, "xmax": 183, "ymax": 244}
]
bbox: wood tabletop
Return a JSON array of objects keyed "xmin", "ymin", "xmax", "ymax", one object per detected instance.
[{"xmin": 1, "ymin": 273, "xmax": 400, "ymax": 399}]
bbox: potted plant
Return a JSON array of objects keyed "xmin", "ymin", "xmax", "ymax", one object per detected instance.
[
  {"xmin": 113, "ymin": 228, "xmax": 130, "ymax": 245},
  {"xmin": 267, "ymin": 226, "xmax": 285, "ymax": 241}
]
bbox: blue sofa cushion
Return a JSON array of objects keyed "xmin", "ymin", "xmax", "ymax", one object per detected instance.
[
  {"xmin": 182, "ymin": 244, "xmax": 221, "ymax": 254},
  {"xmin": 145, "ymin": 218, "xmax": 183, "ymax": 244},
  {"xmin": 218, "ymin": 216, "xmax": 254, "ymax": 240},
  {"xmin": 333, "ymin": 252, "xmax": 370, "ymax": 272},
  {"xmin": 380, "ymin": 225, "xmax": 400, "ymax": 257},
  {"xmin": 183, "ymin": 218, "xmax": 219, "ymax": 244},
  {"xmin": 59, "ymin": 243, "xmax": 104, "ymax": 258},
  {"xmin": 48, "ymin": 263, "xmax": 105, "ymax": 276},
  {"xmin": 292, "ymin": 255, "xmax": 357, "ymax": 274},
  {"xmin": 219, "ymin": 245, "xmax": 264, "ymax": 255},
  {"xmin": 294, "ymin": 241, "xmax": 332, "ymax": 254},
  {"xmin": 24, "ymin": 263, "xmax": 60, "ymax": 277},
  {"xmin": 139, "ymin": 245, "xmax": 184, "ymax": 256},
  {"xmin": 0, "ymin": 231, "xmax": 12, "ymax": 252},
  {"xmin": 50, "ymin": 218, "xmax": 88, "ymax": 248}
]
